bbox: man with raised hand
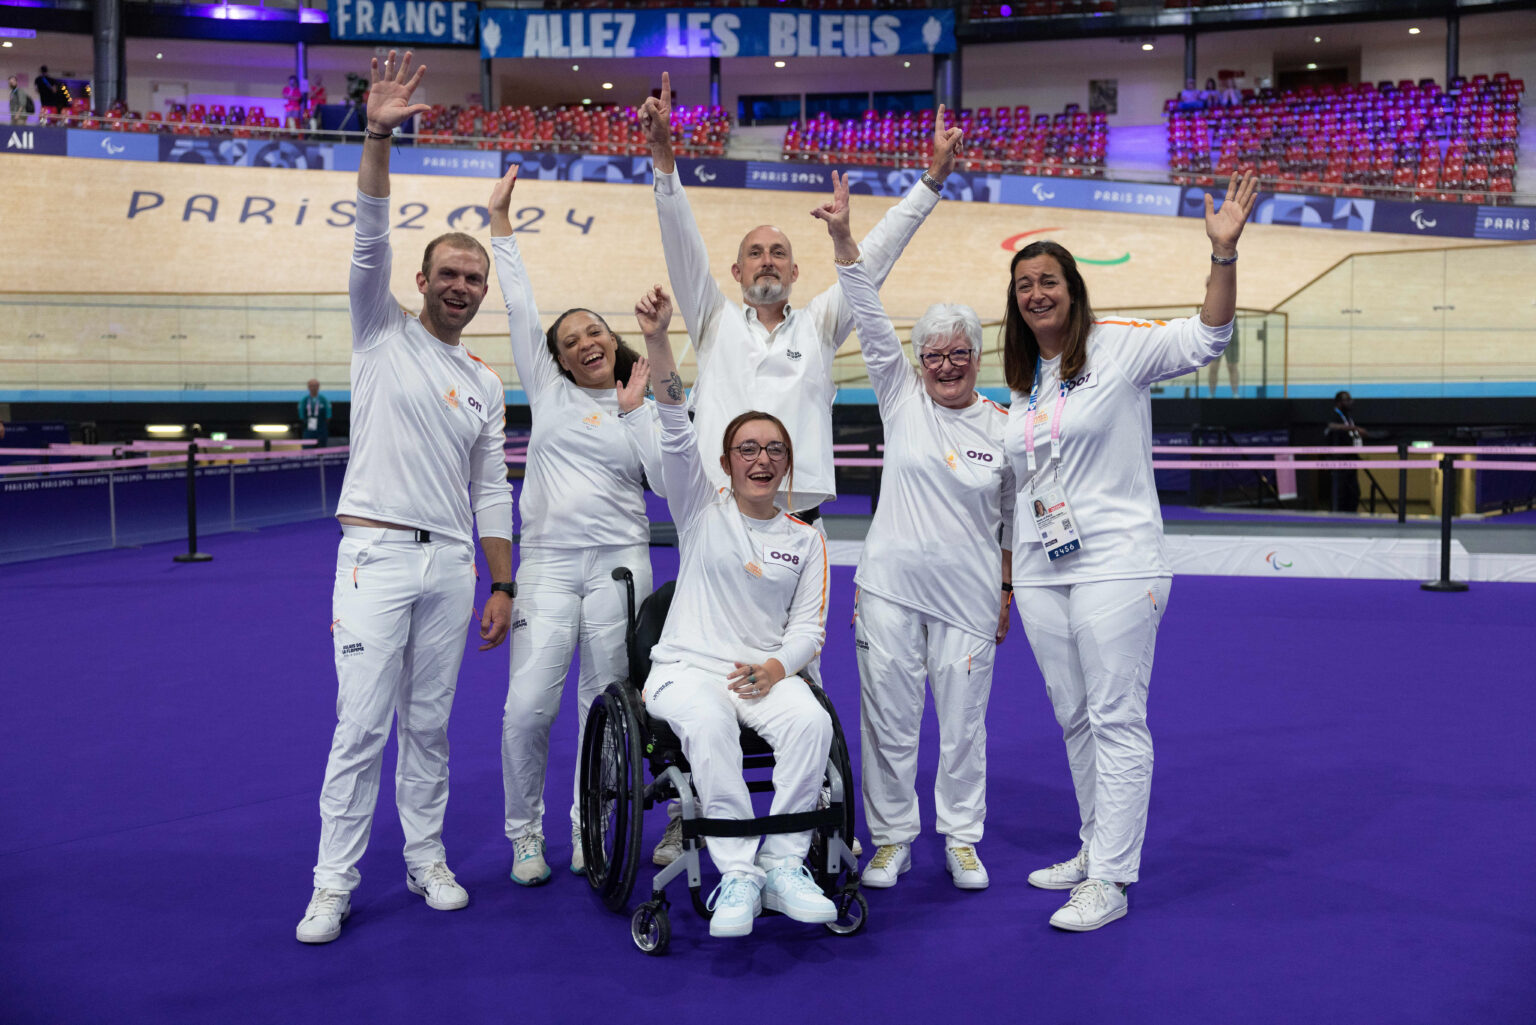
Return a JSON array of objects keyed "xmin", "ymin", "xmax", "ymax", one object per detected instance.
[
  {"xmin": 639, "ymin": 72, "xmax": 962, "ymax": 523},
  {"xmin": 639, "ymin": 72, "xmax": 960, "ymax": 867},
  {"xmin": 296, "ymin": 50, "xmax": 515, "ymax": 945}
]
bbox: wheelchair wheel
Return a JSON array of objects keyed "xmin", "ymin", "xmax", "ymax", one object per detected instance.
[
  {"xmin": 824, "ymin": 886, "xmax": 868, "ymax": 937},
  {"xmin": 807, "ymin": 687, "xmax": 858, "ymax": 895},
  {"xmin": 579, "ymin": 682, "xmax": 645, "ymax": 913},
  {"xmin": 631, "ymin": 899, "xmax": 671, "ymax": 956}
]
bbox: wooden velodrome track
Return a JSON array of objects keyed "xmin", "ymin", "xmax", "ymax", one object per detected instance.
[{"xmin": 0, "ymin": 153, "xmax": 1524, "ymax": 395}]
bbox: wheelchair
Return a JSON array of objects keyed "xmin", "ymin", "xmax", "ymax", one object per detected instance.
[{"xmin": 577, "ymin": 568, "xmax": 868, "ymax": 955}]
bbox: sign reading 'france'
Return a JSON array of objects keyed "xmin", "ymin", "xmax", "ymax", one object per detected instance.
[
  {"xmin": 329, "ymin": 0, "xmax": 477, "ymax": 45},
  {"xmin": 479, "ymin": 8, "xmax": 955, "ymax": 60}
]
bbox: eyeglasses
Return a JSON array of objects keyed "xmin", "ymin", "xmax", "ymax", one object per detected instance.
[
  {"xmin": 730, "ymin": 440, "xmax": 788, "ymax": 461},
  {"xmin": 919, "ymin": 349, "xmax": 974, "ymax": 370}
]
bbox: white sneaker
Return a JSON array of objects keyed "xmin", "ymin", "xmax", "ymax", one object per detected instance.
[
  {"xmin": 296, "ymin": 887, "xmax": 350, "ymax": 944},
  {"xmin": 570, "ymin": 824, "xmax": 586, "ymax": 876},
  {"xmin": 510, "ymin": 833, "xmax": 551, "ymax": 886},
  {"xmin": 1028, "ymin": 847, "xmax": 1089, "ymax": 890},
  {"xmin": 1049, "ymin": 878, "xmax": 1128, "ymax": 932},
  {"xmin": 761, "ymin": 858, "xmax": 837, "ymax": 923},
  {"xmin": 945, "ymin": 843, "xmax": 990, "ymax": 890},
  {"xmin": 861, "ymin": 843, "xmax": 911, "ymax": 889},
  {"xmin": 406, "ymin": 862, "xmax": 469, "ymax": 911},
  {"xmin": 706, "ymin": 873, "xmax": 762, "ymax": 938}
]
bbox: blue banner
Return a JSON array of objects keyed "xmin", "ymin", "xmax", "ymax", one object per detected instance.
[
  {"xmin": 159, "ymin": 135, "xmax": 332, "ymax": 169},
  {"xmin": 2, "ymin": 123, "xmax": 66, "ymax": 156},
  {"xmin": 677, "ymin": 157, "xmax": 747, "ymax": 191},
  {"xmin": 1003, "ymin": 176, "xmax": 1181, "ymax": 216},
  {"xmin": 506, "ymin": 151, "xmax": 653, "ymax": 185},
  {"xmin": 479, "ymin": 8, "xmax": 955, "ymax": 60},
  {"xmin": 329, "ymin": 0, "xmax": 476, "ymax": 44},
  {"xmin": 1473, "ymin": 206, "xmax": 1536, "ymax": 241},
  {"xmin": 65, "ymin": 128, "xmax": 162, "ymax": 162},
  {"xmin": 1369, "ymin": 199, "xmax": 1478, "ymax": 239}
]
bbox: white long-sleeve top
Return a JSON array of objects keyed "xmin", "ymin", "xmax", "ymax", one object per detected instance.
[
  {"xmin": 335, "ymin": 191, "xmax": 513, "ymax": 544},
  {"xmin": 1004, "ymin": 316, "xmax": 1231, "ymax": 585},
  {"xmin": 491, "ymin": 235, "xmax": 665, "ymax": 548},
  {"xmin": 653, "ymin": 166, "xmax": 940, "ymax": 511},
  {"xmin": 648, "ymin": 401, "xmax": 829, "ymax": 680},
  {"xmin": 839, "ymin": 261, "xmax": 1015, "ymax": 641}
]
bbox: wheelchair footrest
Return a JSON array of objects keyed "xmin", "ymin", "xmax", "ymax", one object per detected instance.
[{"xmin": 683, "ymin": 808, "xmax": 841, "ymax": 839}]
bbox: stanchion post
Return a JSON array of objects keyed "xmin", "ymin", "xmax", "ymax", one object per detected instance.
[
  {"xmin": 173, "ymin": 441, "xmax": 213, "ymax": 563},
  {"xmin": 1420, "ymin": 451, "xmax": 1465, "ymax": 592},
  {"xmin": 1397, "ymin": 443, "xmax": 1407, "ymax": 524}
]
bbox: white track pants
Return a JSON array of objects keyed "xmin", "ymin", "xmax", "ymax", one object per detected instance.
[
  {"xmin": 855, "ymin": 591, "xmax": 996, "ymax": 847},
  {"xmin": 501, "ymin": 544, "xmax": 651, "ymax": 840},
  {"xmin": 314, "ymin": 534, "xmax": 476, "ymax": 891},
  {"xmin": 644, "ymin": 662, "xmax": 833, "ymax": 884},
  {"xmin": 1015, "ymin": 576, "xmax": 1171, "ymax": 884}
]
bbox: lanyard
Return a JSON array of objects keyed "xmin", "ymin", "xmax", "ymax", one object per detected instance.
[{"xmin": 1022, "ymin": 356, "xmax": 1067, "ymax": 474}]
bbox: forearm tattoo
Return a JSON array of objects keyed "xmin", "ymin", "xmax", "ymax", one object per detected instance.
[{"xmin": 665, "ymin": 371, "xmax": 683, "ymax": 402}]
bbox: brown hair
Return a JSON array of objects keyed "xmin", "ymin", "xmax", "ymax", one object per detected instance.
[
  {"xmin": 421, "ymin": 232, "xmax": 490, "ymax": 278},
  {"xmin": 544, "ymin": 308, "xmax": 642, "ymax": 387},
  {"xmin": 1002, "ymin": 241, "xmax": 1094, "ymax": 394},
  {"xmin": 721, "ymin": 410, "xmax": 794, "ymax": 506}
]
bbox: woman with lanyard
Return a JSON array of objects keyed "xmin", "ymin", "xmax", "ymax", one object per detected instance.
[
  {"xmin": 624, "ymin": 283, "xmax": 838, "ymax": 940},
  {"xmin": 1004, "ymin": 171, "xmax": 1258, "ymax": 931},
  {"xmin": 811, "ymin": 173, "xmax": 1014, "ymax": 891},
  {"xmin": 489, "ymin": 165, "xmax": 666, "ymax": 885}
]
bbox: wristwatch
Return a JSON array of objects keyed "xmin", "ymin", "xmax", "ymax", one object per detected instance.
[{"xmin": 490, "ymin": 582, "xmax": 516, "ymax": 599}]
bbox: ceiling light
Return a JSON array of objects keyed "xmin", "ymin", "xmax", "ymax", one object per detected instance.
[
  {"xmin": 156, "ymin": 52, "xmax": 163, "ymax": 59},
  {"xmin": 1313, "ymin": 36, "xmax": 1321, "ymax": 43},
  {"xmin": 1141, "ymin": 43, "xmax": 1153, "ymax": 51},
  {"xmin": 581, "ymin": 98, "xmax": 591, "ymax": 105},
  {"xmin": 252, "ymin": 424, "xmax": 290, "ymax": 434},
  {"xmin": 1306, "ymin": 62, "xmax": 1318, "ymax": 70},
  {"xmin": 1, "ymin": 42, "xmax": 12, "ymax": 49},
  {"xmin": 601, "ymin": 82, "xmax": 613, "ymax": 90},
  {"xmin": 146, "ymin": 425, "xmax": 185, "ymax": 434},
  {"xmin": 1408, "ymin": 27, "xmax": 1420, "ymax": 35},
  {"xmin": 903, "ymin": 61, "xmax": 911, "ymax": 68},
  {"xmin": 571, "ymin": 63, "xmax": 579, "ymax": 70},
  {"xmin": 774, "ymin": 60, "xmax": 786, "ymax": 68}
]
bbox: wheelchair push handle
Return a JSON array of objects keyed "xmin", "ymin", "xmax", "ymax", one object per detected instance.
[{"xmin": 611, "ymin": 566, "xmax": 637, "ymax": 656}]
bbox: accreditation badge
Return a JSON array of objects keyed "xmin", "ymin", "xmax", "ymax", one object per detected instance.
[
  {"xmin": 1026, "ymin": 464, "xmax": 1082, "ymax": 561},
  {"xmin": 307, "ymin": 417, "xmax": 319, "ymax": 431}
]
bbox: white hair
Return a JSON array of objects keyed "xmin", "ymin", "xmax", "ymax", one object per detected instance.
[{"xmin": 909, "ymin": 303, "xmax": 983, "ymax": 359}]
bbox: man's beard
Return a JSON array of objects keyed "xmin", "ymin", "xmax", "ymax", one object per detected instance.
[{"xmin": 743, "ymin": 276, "xmax": 789, "ymax": 305}]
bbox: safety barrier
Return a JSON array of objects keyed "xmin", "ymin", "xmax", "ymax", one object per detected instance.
[{"xmin": 4, "ymin": 440, "xmax": 1531, "ymax": 584}]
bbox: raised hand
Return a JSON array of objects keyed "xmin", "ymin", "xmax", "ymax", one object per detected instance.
[
  {"xmin": 634, "ymin": 284, "xmax": 674, "ymax": 338},
  {"xmin": 928, "ymin": 103, "xmax": 964, "ymax": 182},
  {"xmin": 1205, "ymin": 169, "xmax": 1259, "ymax": 254},
  {"xmin": 617, "ymin": 355, "xmax": 650, "ymax": 414},
  {"xmin": 366, "ymin": 50, "xmax": 430, "ymax": 135},
  {"xmin": 810, "ymin": 170, "xmax": 853, "ymax": 242},
  {"xmin": 487, "ymin": 163, "xmax": 518, "ymax": 235},
  {"xmin": 638, "ymin": 71, "xmax": 674, "ymax": 149}
]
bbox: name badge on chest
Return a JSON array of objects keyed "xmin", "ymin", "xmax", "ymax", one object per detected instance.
[
  {"xmin": 307, "ymin": 417, "xmax": 319, "ymax": 431},
  {"xmin": 1026, "ymin": 464, "xmax": 1083, "ymax": 561},
  {"xmin": 762, "ymin": 544, "xmax": 803, "ymax": 571}
]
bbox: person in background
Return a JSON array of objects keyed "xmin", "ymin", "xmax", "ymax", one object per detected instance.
[
  {"xmin": 9, "ymin": 74, "xmax": 33, "ymax": 124},
  {"xmin": 1177, "ymin": 78, "xmax": 1206, "ymax": 112},
  {"xmin": 299, "ymin": 379, "xmax": 332, "ymax": 448},
  {"xmin": 283, "ymin": 74, "xmax": 304, "ymax": 126},
  {"xmin": 1325, "ymin": 389, "xmax": 1365, "ymax": 513}
]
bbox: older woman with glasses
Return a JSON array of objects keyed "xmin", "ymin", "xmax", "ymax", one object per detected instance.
[{"xmin": 812, "ymin": 172, "xmax": 1014, "ymax": 891}]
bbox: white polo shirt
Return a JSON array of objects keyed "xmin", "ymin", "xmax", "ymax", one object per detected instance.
[
  {"xmin": 492, "ymin": 235, "xmax": 665, "ymax": 549},
  {"xmin": 648, "ymin": 401, "xmax": 828, "ymax": 680},
  {"xmin": 335, "ymin": 190, "xmax": 513, "ymax": 545},
  {"xmin": 838, "ymin": 261, "xmax": 1015, "ymax": 641},
  {"xmin": 1004, "ymin": 315, "xmax": 1231, "ymax": 586},
  {"xmin": 653, "ymin": 166, "xmax": 940, "ymax": 511}
]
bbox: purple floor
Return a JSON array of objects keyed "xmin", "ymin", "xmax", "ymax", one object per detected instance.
[{"xmin": 2, "ymin": 519, "xmax": 1534, "ymax": 1024}]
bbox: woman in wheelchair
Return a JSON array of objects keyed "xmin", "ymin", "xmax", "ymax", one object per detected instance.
[{"xmin": 615, "ymin": 283, "xmax": 838, "ymax": 939}]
